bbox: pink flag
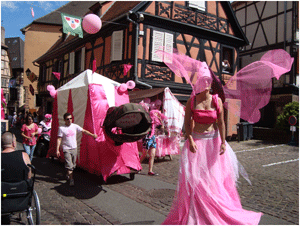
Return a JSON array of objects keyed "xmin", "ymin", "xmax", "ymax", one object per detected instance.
[
  {"xmin": 31, "ymin": 7, "xmax": 34, "ymax": 18},
  {"xmin": 93, "ymin": 59, "xmax": 97, "ymax": 73},
  {"xmin": 52, "ymin": 72, "xmax": 61, "ymax": 80},
  {"xmin": 123, "ymin": 64, "xmax": 132, "ymax": 75}
]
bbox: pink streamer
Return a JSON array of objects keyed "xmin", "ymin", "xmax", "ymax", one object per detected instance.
[
  {"xmin": 31, "ymin": 7, "xmax": 34, "ymax": 18},
  {"xmin": 123, "ymin": 64, "xmax": 133, "ymax": 75},
  {"xmin": 92, "ymin": 59, "xmax": 97, "ymax": 73},
  {"xmin": 53, "ymin": 72, "xmax": 61, "ymax": 80}
]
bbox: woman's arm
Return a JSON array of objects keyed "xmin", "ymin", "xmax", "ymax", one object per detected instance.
[
  {"xmin": 217, "ymin": 97, "xmax": 226, "ymax": 155},
  {"xmin": 21, "ymin": 127, "xmax": 32, "ymax": 141},
  {"xmin": 184, "ymin": 98, "xmax": 197, "ymax": 153}
]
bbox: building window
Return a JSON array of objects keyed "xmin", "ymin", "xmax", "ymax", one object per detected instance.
[
  {"xmin": 151, "ymin": 30, "xmax": 174, "ymax": 63},
  {"xmin": 1, "ymin": 61, "xmax": 4, "ymax": 69},
  {"xmin": 1, "ymin": 49, "xmax": 6, "ymax": 56},
  {"xmin": 53, "ymin": 60, "xmax": 59, "ymax": 73},
  {"xmin": 1, "ymin": 78, "xmax": 7, "ymax": 87},
  {"xmin": 69, "ymin": 47, "xmax": 85, "ymax": 75},
  {"xmin": 111, "ymin": 30, "xmax": 123, "ymax": 61},
  {"xmin": 40, "ymin": 65, "xmax": 47, "ymax": 82},
  {"xmin": 69, "ymin": 52, "xmax": 75, "ymax": 74},
  {"xmin": 74, "ymin": 50, "xmax": 81, "ymax": 74},
  {"xmin": 221, "ymin": 46, "xmax": 234, "ymax": 74},
  {"xmin": 189, "ymin": 1, "xmax": 206, "ymax": 11},
  {"xmin": 58, "ymin": 60, "xmax": 64, "ymax": 78},
  {"xmin": 36, "ymin": 94, "xmax": 42, "ymax": 107}
]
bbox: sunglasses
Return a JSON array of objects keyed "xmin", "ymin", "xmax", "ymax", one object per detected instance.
[{"xmin": 65, "ymin": 118, "xmax": 72, "ymax": 121}]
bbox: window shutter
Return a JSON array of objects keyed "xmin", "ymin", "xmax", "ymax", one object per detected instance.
[
  {"xmin": 189, "ymin": 1, "xmax": 206, "ymax": 11},
  {"xmin": 152, "ymin": 30, "xmax": 164, "ymax": 62},
  {"xmin": 69, "ymin": 52, "xmax": 75, "ymax": 74},
  {"xmin": 81, "ymin": 47, "xmax": 85, "ymax": 71},
  {"xmin": 111, "ymin": 30, "xmax": 123, "ymax": 61},
  {"xmin": 164, "ymin": 32, "xmax": 174, "ymax": 64}
]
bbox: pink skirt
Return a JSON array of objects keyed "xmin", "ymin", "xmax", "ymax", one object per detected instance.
[{"xmin": 162, "ymin": 130, "xmax": 262, "ymax": 225}]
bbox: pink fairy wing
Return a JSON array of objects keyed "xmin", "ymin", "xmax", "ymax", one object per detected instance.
[
  {"xmin": 156, "ymin": 49, "xmax": 224, "ymax": 100},
  {"xmin": 224, "ymin": 49, "xmax": 294, "ymax": 123}
]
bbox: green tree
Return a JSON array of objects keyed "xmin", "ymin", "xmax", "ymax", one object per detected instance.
[{"xmin": 276, "ymin": 101, "xmax": 299, "ymax": 131}]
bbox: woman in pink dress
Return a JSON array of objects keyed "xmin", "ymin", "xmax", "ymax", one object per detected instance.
[
  {"xmin": 156, "ymin": 48, "xmax": 294, "ymax": 225},
  {"xmin": 21, "ymin": 114, "xmax": 39, "ymax": 161},
  {"xmin": 162, "ymin": 63, "xmax": 262, "ymax": 225}
]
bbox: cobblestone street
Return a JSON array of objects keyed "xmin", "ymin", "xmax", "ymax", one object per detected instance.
[{"xmin": 6, "ymin": 138, "xmax": 299, "ymax": 225}]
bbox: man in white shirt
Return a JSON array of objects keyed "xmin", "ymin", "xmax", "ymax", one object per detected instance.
[{"xmin": 56, "ymin": 113, "xmax": 97, "ymax": 186}]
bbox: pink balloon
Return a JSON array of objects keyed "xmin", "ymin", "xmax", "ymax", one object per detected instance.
[
  {"xmin": 118, "ymin": 84, "xmax": 127, "ymax": 93},
  {"xmin": 37, "ymin": 128, "xmax": 42, "ymax": 134},
  {"xmin": 126, "ymin": 80, "xmax": 135, "ymax": 89},
  {"xmin": 47, "ymin": 85, "xmax": 55, "ymax": 91},
  {"xmin": 50, "ymin": 90, "xmax": 57, "ymax": 98},
  {"xmin": 82, "ymin": 14, "xmax": 102, "ymax": 34}
]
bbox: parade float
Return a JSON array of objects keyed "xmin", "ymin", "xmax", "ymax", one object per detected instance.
[{"xmin": 47, "ymin": 69, "xmax": 142, "ymax": 181}]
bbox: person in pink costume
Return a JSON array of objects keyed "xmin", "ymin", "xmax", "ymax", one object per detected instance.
[
  {"xmin": 157, "ymin": 48, "xmax": 293, "ymax": 225},
  {"xmin": 139, "ymin": 99, "xmax": 168, "ymax": 176},
  {"xmin": 39, "ymin": 114, "xmax": 52, "ymax": 136},
  {"xmin": 162, "ymin": 63, "xmax": 262, "ymax": 225}
]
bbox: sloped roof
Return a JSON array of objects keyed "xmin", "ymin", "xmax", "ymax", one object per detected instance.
[
  {"xmin": 21, "ymin": 1, "xmax": 101, "ymax": 32},
  {"xmin": 101, "ymin": 1, "xmax": 141, "ymax": 23},
  {"xmin": 34, "ymin": 1, "xmax": 248, "ymax": 63},
  {"xmin": 34, "ymin": 1, "xmax": 142, "ymax": 63}
]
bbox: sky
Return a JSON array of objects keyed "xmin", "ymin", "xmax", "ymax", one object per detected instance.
[{"xmin": 1, "ymin": 1, "xmax": 69, "ymax": 40}]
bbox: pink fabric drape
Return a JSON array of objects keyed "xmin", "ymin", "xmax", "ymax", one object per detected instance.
[
  {"xmin": 48, "ymin": 95, "xmax": 59, "ymax": 158},
  {"xmin": 84, "ymin": 84, "xmax": 142, "ymax": 181}
]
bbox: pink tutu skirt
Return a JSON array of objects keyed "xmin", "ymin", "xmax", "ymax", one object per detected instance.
[{"xmin": 162, "ymin": 130, "xmax": 262, "ymax": 225}]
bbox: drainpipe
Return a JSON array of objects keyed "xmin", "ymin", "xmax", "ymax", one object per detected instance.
[{"xmin": 126, "ymin": 12, "xmax": 152, "ymax": 89}]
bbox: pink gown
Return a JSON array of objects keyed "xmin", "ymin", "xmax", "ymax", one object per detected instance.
[{"xmin": 162, "ymin": 95, "xmax": 262, "ymax": 225}]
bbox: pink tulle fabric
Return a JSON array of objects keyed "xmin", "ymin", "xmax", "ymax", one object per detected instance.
[
  {"xmin": 162, "ymin": 130, "xmax": 262, "ymax": 225},
  {"xmin": 149, "ymin": 110, "xmax": 168, "ymax": 137},
  {"xmin": 223, "ymin": 49, "xmax": 294, "ymax": 123},
  {"xmin": 156, "ymin": 49, "xmax": 294, "ymax": 123}
]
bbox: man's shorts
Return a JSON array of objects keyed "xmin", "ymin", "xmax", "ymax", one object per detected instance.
[{"xmin": 63, "ymin": 148, "xmax": 78, "ymax": 171}]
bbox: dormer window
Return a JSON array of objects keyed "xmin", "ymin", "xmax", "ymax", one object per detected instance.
[{"xmin": 189, "ymin": 1, "xmax": 206, "ymax": 11}]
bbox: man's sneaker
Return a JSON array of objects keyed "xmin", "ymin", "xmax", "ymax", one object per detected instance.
[{"xmin": 69, "ymin": 179, "xmax": 74, "ymax": 186}]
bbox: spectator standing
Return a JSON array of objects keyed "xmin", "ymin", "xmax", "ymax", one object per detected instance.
[
  {"xmin": 56, "ymin": 112, "xmax": 97, "ymax": 186},
  {"xmin": 21, "ymin": 114, "xmax": 39, "ymax": 161},
  {"xmin": 33, "ymin": 112, "xmax": 39, "ymax": 124}
]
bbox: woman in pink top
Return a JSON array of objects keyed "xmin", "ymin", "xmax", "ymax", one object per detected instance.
[
  {"xmin": 156, "ymin": 48, "xmax": 293, "ymax": 225},
  {"xmin": 21, "ymin": 114, "xmax": 39, "ymax": 161}
]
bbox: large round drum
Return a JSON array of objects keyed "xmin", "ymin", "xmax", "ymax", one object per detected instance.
[{"xmin": 103, "ymin": 103, "xmax": 152, "ymax": 146}]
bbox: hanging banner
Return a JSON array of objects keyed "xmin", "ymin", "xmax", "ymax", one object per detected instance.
[
  {"xmin": 61, "ymin": 13, "xmax": 83, "ymax": 38},
  {"xmin": 28, "ymin": 72, "xmax": 38, "ymax": 83},
  {"xmin": 29, "ymin": 84, "xmax": 35, "ymax": 96}
]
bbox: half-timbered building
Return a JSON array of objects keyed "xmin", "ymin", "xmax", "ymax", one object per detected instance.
[
  {"xmin": 232, "ymin": 1, "xmax": 299, "ymax": 128},
  {"xmin": 34, "ymin": 1, "xmax": 249, "ymax": 137}
]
